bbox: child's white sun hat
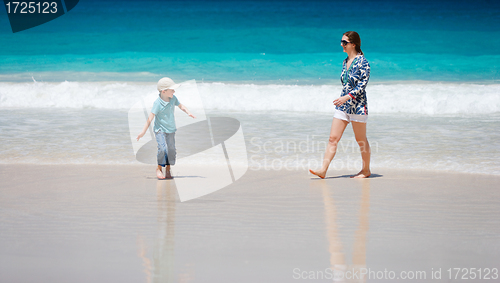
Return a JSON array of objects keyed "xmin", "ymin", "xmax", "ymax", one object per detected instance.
[{"xmin": 157, "ymin": 77, "xmax": 181, "ymax": 91}]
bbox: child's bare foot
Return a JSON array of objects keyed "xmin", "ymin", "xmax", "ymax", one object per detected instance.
[
  {"xmin": 164, "ymin": 170, "xmax": 173, "ymax": 179},
  {"xmin": 351, "ymin": 170, "xmax": 371, "ymax": 178},
  {"xmin": 309, "ymin": 169, "xmax": 326, "ymax": 179},
  {"xmin": 156, "ymin": 168, "xmax": 165, "ymax": 179}
]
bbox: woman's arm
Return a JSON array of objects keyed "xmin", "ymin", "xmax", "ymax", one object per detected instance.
[
  {"xmin": 347, "ymin": 58, "xmax": 370, "ymax": 100},
  {"xmin": 178, "ymin": 104, "xmax": 196, "ymax": 118},
  {"xmin": 136, "ymin": 112, "xmax": 155, "ymax": 141}
]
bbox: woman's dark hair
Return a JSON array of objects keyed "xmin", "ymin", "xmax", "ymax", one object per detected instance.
[{"xmin": 344, "ymin": 31, "xmax": 363, "ymax": 55}]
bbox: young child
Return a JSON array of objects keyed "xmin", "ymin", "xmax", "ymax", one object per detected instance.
[{"xmin": 137, "ymin": 77, "xmax": 196, "ymax": 179}]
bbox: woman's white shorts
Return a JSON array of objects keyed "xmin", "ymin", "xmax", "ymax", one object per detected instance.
[{"xmin": 334, "ymin": 109, "xmax": 368, "ymax": 123}]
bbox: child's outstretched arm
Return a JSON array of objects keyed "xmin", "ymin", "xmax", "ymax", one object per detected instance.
[
  {"xmin": 178, "ymin": 104, "xmax": 196, "ymax": 118},
  {"xmin": 136, "ymin": 113, "xmax": 155, "ymax": 141}
]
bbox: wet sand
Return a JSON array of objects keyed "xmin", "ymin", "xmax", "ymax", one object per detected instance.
[{"xmin": 1, "ymin": 164, "xmax": 499, "ymax": 282}]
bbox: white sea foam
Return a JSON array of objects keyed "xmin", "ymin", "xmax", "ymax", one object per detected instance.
[
  {"xmin": 0, "ymin": 81, "xmax": 152, "ymax": 109},
  {"xmin": 0, "ymin": 81, "xmax": 499, "ymax": 115},
  {"xmin": 198, "ymin": 82, "xmax": 500, "ymax": 115}
]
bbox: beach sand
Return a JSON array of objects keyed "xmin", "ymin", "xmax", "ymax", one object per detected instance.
[{"xmin": 1, "ymin": 164, "xmax": 499, "ymax": 282}]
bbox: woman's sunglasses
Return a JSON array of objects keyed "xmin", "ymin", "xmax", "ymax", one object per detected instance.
[{"xmin": 340, "ymin": 40, "xmax": 352, "ymax": 46}]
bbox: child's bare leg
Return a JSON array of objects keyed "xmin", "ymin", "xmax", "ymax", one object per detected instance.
[
  {"xmin": 156, "ymin": 165, "xmax": 165, "ymax": 179},
  {"xmin": 164, "ymin": 165, "xmax": 173, "ymax": 179}
]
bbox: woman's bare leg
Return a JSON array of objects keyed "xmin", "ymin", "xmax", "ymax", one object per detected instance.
[
  {"xmin": 310, "ymin": 118, "xmax": 349, "ymax": 178},
  {"xmin": 351, "ymin": 121, "xmax": 371, "ymax": 178}
]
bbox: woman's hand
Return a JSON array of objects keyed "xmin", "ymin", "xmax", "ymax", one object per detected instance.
[{"xmin": 333, "ymin": 95, "xmax": 351, "ymax": 106}]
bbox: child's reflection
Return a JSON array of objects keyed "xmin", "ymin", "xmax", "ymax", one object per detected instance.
[{"xmin": 137, "ymin": 180, "xmax": 179, "ymax": 283}]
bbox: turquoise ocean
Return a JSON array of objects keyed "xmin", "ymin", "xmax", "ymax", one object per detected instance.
[{"xmin": 0, "ymin": 0, "xmax": 499, "ymax": 174}]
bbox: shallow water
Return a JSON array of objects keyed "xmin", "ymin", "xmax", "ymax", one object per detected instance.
[{"xmin": 1, "ymin": 108, "xmax": 498, "ymax": 175}]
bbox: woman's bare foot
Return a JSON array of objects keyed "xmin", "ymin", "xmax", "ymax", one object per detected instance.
[
  {"xmin": 309, "ymin": 169, "xmax": 326, "ymax": 179},
  {"xmin": 351, "ymin": 170, "xmax": 371, "ymax": 178},
  {"xmin": 156, "ymin": 168, "xmax": 165, "ymax": 179}
]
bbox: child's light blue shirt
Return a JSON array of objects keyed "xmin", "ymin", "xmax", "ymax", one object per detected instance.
[{"xmin": 151, "ymin": 95, "xmax": 180, "ymax": 133}]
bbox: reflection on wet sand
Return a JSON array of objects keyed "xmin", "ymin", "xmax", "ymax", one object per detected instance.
[
  {"xmin": 138, "ymin": 180, "xmax": 180, "ymax": 283},
  {"xmin": 319, "ymin": 180, "xmax": 370, "ymax": 282},
  {"xmin": 137, "ymin": 236, "xmax": 152, "ymax": 283}
]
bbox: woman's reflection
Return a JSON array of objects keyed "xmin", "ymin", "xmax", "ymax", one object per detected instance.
[{"xmin": 319, "ymin": 179, "xmax": 370, "ymax": 282}]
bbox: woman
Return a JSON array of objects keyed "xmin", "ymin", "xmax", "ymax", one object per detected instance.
[{"xmin": 310, "ymin": 31, "xmax": 371, "ymax": 178}]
